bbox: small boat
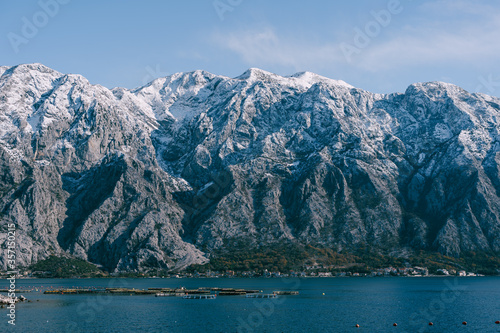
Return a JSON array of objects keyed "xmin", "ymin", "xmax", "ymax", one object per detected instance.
[{"xmin": 183, "ymin": 294, "xmax": 216, "ymax": 299}]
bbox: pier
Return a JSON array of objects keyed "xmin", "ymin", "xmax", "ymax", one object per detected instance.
[
  {"xmin": 274, "ymin": 291, "xmax": 299, "ymax": 295},
  {"xmin": 183, "ymin": 294, "xmax": 216, "ymax": 299},
  {"xmin": 41, "ymin": 286, "xmax": 299, "ymax": 298},
  {"xmin": 0, "ymin": 289, "xmax": 33, "ymax": 293},
  {"xmin": 155, "ymin": 292, "xmax": 187, "ymax": 297},
  {"xmin": 246, "ymin": 293, "xmax": 278, "ymax": 298}
]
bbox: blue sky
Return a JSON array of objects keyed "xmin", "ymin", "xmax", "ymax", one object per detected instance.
[{"xmin": 1, "ymin": 0, "xmax": 500, "ymax": 97}]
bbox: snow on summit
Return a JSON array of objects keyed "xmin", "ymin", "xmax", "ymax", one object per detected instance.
[{"xmin": 1, "ymin": 63, "xmax": 500, "ymax": 271}]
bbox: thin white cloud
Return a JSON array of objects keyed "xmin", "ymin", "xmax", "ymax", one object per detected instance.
[
  {"xmin": 211, "ymin": 27, "xmax": 345, "ymax": 72},
  {"xmin": 354, "ymin": 7, "xmax": 500, "ymax": 71},
  {"xmin": 357, "ymin": 27, "xmax": 500, "ymax": 72},
  {"xmin": 212, "ymin": 0, "xmax": 500, "ymax": 78}
]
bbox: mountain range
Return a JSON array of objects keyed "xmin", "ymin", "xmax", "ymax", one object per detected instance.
[{"xmin": 1, "ymin": 63, "xmax": 499, "ymax": 272}]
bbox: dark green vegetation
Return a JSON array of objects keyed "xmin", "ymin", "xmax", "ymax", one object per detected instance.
[
  {"xmin": 28, "ymin": 255, "xmax": 107, "ymax": 278},
  {"xmin": 187, "ymin": 243, "xmax": 500, "ymax": 275},
  {"xmin": 22, "ymin": 248, "xmax": 500, "ymax": 277}
]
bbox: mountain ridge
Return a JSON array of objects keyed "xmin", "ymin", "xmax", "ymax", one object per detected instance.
[{"xmin": 1, "ymin": 63, "xmax": 499, "ymax": 272}]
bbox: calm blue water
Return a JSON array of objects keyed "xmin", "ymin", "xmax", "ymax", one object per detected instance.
[{"xmin": 1, "ymin": 277, "xmax": 499, "ymax": 332}]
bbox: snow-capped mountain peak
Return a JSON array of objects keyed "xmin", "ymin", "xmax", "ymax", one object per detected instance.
[
  {"xmin": 1, "ymin": 63, "xmax": 500, "ymax": 273},
  {"xmin": 288, "ymin": 71, "xmax": 354, "ymax": 89}
]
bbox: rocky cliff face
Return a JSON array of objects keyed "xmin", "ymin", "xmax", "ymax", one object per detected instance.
[{"xmin": 1, "ymin": 64, "xmax": 499, "ymax": 272}]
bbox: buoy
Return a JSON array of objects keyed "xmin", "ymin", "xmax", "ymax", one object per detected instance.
[
  {"xmin": 428, "ymin": 322, "xmax": 433, "ymax": 326},
  {"xmin": 495, "ymin": 321, "xmax": 500, "ymax": 324},
  {"xmin": 322, "ymin": 293, "xmax": 325, "ymax": 295},
  {"xmin": 462, "ymin": 321, "xmax": 467, "ymax": 325},
  {"xmin": 355, "ymin": 324, "xmax": 360, "ymax": 328},
  {"xmin": 393, "ymin": 323, "xmax": 397, "ymax": 327}
]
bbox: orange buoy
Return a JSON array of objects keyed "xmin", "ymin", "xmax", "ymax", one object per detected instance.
[
  {"xmin": 462, "ymin": 321, "xmax": 467, "ymax": 325},
  {"xmin": 428, "ymin": 322, "xmax": 433, "ymax": 326},
  {"xmin": 355, "ymin": 324, "xmax": 360, "ymax": 328},
  {"xmin": 393, "ymin": 323, "xmax": 397, "ymax": 327},
  {"xmin": 496, "ymin": 321, "xmax": 500, "ymax": 324}
]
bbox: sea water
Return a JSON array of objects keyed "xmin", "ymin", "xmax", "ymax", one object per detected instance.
[{"xmin": 1, "ymin": 277, "xmax": 499, "ymax": 332}]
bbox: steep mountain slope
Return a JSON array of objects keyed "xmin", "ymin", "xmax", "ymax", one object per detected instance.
[{"xmin": 0, "ymin": 64, "xmax": 499, "ymax": 272}]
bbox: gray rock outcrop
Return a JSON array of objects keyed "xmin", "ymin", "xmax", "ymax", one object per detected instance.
[{"xmin": 0, "ymin": 64, "xmax": 499, "ymax": 271}]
